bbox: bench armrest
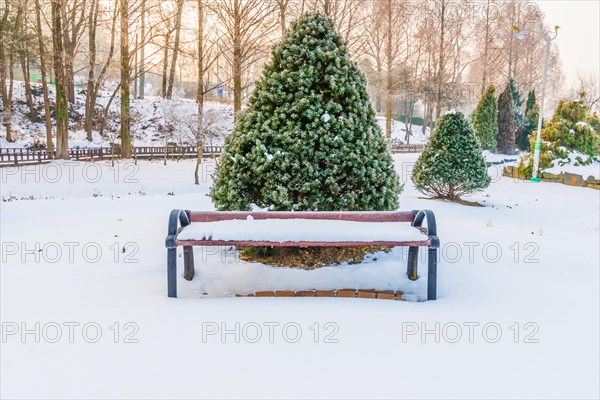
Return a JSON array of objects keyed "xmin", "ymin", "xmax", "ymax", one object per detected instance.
[
  {"xmin": 165, "ymin": 209, "xmax": 191, "ymax": 248},
  {"xmin": 412, "ymin": 209, "xmax": 439, "ymax": 249}
]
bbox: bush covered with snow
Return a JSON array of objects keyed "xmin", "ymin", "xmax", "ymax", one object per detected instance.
[
  {"xmin": 518, "ymin": 99, "xmax": 600, "ymax": 177},
  {"xmin": 210, "ymin": 13, "xmax": 401, "ymax": 211},
  {"xmin": 412, "ymin": 111, "xmax": 491, "ymax": 201}
]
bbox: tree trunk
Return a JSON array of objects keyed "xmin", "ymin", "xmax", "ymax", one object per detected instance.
[
  {"xmin": 86, "ymin": 1, "xmax": 117, "ymax": 142},
  {"xmin": 405, "ymin": 101, "xmax": 414, "ymax": 144},
  {"xmin": 162, "ymin": 33, "xmax": 169, "ymax": 98},
  {"xmin": 434, "ymin": 0, "xmax": 446, "ymax": 121},
  {"xmin": 51, "ymin": 0, "xmax": 69, "ymax": 159},
  {"xmin": 195, "ymin": 0, "xmax": 205, "ymax": 185},
  {"xmin": 384, "ymin": 0, "xmax": 393, "ymax": 139},
  {"xmin": 85, "ymin": 0, "xmax": 98, "ymax": 141},
  {"xmin": 375, "ymin": 59, "xmax": 382, "ymax": 112},
  {"xmin": 19, "ymin": 21, "xmax": 36, "ymax": 122},
  {"xmin": 99, "ymin": 84, "xmax": 119, "ymax": 138},
  {"xmin": 232, "ymin": 0, "xmax": 242, "ymax": 116},
  {"xmin": 60, "ymin": 0, "xmax": 76, "ymax": 104},
  {"xmin": 278, "ymin": 0, "xmax": 287, "ymax": 35},
  {"xmin": 5, "ymin": 49, "xmax": 14, "ymax": 142},
  {"xmin": 139, "ymin": 0, "xmax": 145, "ymax": 99},
  {"xmin": 481, "ymin": 0, "xmax": 490, "ymax": 95},
  {"xmin": 120, "ymin": 0, "xmax": 132, "ymax": 158},
  {"xmin": 166, "ymin": 0, "xmax": 184, "ymax": 99},
  {"xmin": 35, "ymin": 0, "xmax": 54, "ymax": 155},
  {"xmin": 0, "ymin": 1, "xmax": 12, "ymax": 142},
  {"xmin": 133, "ymin": 34, "xmax": 138, "ymax": 99},
  {"xmin": 323, "ymin": 0, "xmax": 331, "ymax": 16}
]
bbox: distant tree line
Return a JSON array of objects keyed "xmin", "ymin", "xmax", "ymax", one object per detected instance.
[{"xmin": 0, "ymin": 0, "xmax": 581, "ymax": 159}]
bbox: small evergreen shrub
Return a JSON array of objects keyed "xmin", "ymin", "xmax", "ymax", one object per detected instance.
[
  {"xmin": 518, "ymin": 98, "xmax": 600, "ymax": 177},
  {"xmin": 472, "ymin": 84, "xmax": 498, "ymax": 151},
  {"xmin": 509, "ymin": 78, "xmax": 526, "ymax": 151},
  {"xmin": 412, "ymin": 111, "xmax": 491, "ymax": 201},
  {"xmin": 517, "ymin": 90, "xmax": 539, "ymax": 151},
  {"xmin": 497, "ymin": 83, "xmax": 517, "ymax": 154}
]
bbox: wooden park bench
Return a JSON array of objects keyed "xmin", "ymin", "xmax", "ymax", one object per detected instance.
[{"xmin": 165, "ymin": 210, "xmax": 440, "ymax": 301}]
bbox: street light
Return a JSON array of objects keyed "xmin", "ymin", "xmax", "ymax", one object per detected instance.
[{"xmin": 512, "ymin": 24, "xmax": 559, "ymax": 182}]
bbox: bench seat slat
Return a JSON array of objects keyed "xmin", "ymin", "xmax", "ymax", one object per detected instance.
[
  {"xmin": 175, "ymin": 239, "xmax": 432, "ymax": 247},
  {"xmin": 176, "ymin": 218, "xmax": 429, "ymax": 243},
  {"xmin": 189, "ymin": 211, "xmax": 414, "ymax": 223}
]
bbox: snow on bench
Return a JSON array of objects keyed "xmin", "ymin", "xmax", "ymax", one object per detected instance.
[
  {"xmin": 166, "ymin": 210, "xmax": 440, "ymax": 301},
  {"xmin": 176, "ymin": 218, "xmax": 429, "ymax": 243}
]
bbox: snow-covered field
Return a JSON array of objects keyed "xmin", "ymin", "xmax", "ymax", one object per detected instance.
[{"xmin": 1, "ymin": 154, "xmax": 599, "ymax": 399}]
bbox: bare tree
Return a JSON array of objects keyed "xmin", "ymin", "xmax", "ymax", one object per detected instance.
[
  {"xmin": 84, "ymin": 0, "xmax": 118, "ymax": 141},
  {"xmin": 0, "ymin": 0, "xmax": 13, "ymax": 141},
  {"xmin": 306, "ymin": 0, "xmax": 369, "ymax": 56},
  {"xmin": 34, "ymin": 0, "xmax": 54, "ymax": 154},
  {"xmin": 120, "ymin": 0, "xmax": 132, "ymax": 158},
  {"xmin": 61, "ymin": 0, "xmax": 87, "ymax": 103},
  {"xmin": 572, "ymin": 72, "xmax": 600, "ymax": 113},
  {"xmin": 166, "ymin": 0, "xmax": 184, "ymax": 99},
  {"xmin": 139, "ymin": 0, "xmax": 146, "ymax": 99},
  {"xmin": 275, "ymin": 0, "xmax": 290, "ymax": 36},
  {"xmin": 16, "ymin": 0, "xmax": 36, "ymax": 122},
  {"xmin": 209, "ymin": 0, "xmax": 277, "ymax": 116},
  {"xmin": 51, "ymin": 0, "xmax": 69, "ymax": 159},
  {"xmin": 363, "ymin": 1, "xmax": 385, "ymax": 112},
  {"xmin": 194, "ymin": 0, "xmax": 222, "ymax": 184}
]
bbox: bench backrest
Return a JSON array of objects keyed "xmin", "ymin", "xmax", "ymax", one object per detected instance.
[{"xmin": 188, "ymin": 211, "xmax": 415, "ymax": 223}]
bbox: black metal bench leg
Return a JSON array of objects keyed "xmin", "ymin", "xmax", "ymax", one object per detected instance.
[
  {"xmin": 407, "ymin": 246, "xmax": 419, "ymax": 281},
  {"xmin": 167, "ymin": 248, "xmax": 177, "ymax": 298},
  {"xmin": 183, "ymin": 246, "xmax": 195, "ymax": 281},
  {"xmin": 427, "ymin": 247, "xmax": 437, "ymax": 301}
]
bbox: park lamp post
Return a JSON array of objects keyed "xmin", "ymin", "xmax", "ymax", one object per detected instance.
[{"xmin": 512, "ymin": 24, "xmax": 559, "ymax": 182}]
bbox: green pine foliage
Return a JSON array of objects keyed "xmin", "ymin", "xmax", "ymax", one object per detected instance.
[
  {"xmin": 472, "ymin": 84, "xmax": 498, "ymax": 151},
  {"xmin": 518, "ymin": 98, "xmax": 600, "ymax": 177},
  {"xmin": 412, "ymin": 111, "xmax": 491, "ymax": 201},
  {"xmin": 496, "ymin": 83, "xmax": 517, "ymax": 154},
  {"xmin": 539, "ymin": 99, "xmax": 599, "ymax": 160},
  {"xmin": 539, "ymin": 99, "xmax": 599, "ymax": 161},
  {"xmin": 509, "ymin": 78, "xmax": 527, "ymax": 150},
  {"xmin": 210, "ymin": 13, "xmax": 401, "ymax": 211},
  {"xmin": 517, "ymin": 90, "xmax": 539, "ymax": 151}
]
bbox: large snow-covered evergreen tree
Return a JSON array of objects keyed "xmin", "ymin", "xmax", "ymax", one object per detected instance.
[
  {"xmin": 472, "ymin": 84, "xmax": 498, "ymax": 151},
  {"xmin": 211, "ymin": 13, "xmax": 400, "ymax": 211},
  {"xmin": 412, "ymin": 111, "xmax": 490, "ymax": 201}
]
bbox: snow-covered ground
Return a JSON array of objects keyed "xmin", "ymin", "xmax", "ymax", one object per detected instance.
[
  {"xmin": 376, "ymin": 116, "xmax": 430, "ymax": 144},
  {"xmin": 0, "ymin": 81, "xmax": 234, "ymax": 149},
  {"xmin": 1, "ymin": 154, "xmax": 598, "ymax": 398},
  {"xmin": 483, "ymin": 150, "xmax": 600, "ymax": 179},
  {"xmin": 482, "ymin": 150, "xmax": 519, "ymax": 164},
  {"xmin": 545, "ymin": 149, "xmax": 600, "ymax": 179}
]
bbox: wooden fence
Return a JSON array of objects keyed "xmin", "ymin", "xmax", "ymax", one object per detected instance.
[
  {"xmin": 0, "ymin": 143, "xmax": 424, "ymax": 167},
  {"xmin": 0, "ymin": 145, "xmax": 223, "ymax": 166}
]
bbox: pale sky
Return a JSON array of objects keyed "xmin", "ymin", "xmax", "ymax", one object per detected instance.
[{"xmin": 537, "ymin": 0, "xmax": 600, "ymax": 89}]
